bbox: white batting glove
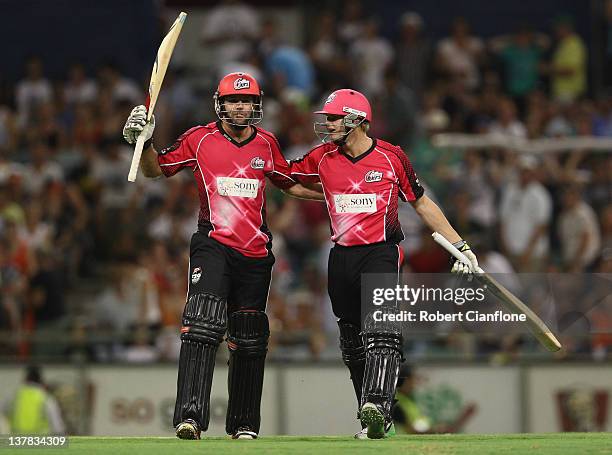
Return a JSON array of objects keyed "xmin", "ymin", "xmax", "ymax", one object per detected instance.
[
  {"xmin": 451, "ymin": 240, "xmax": 479, "ymax": 275},
  {"xmin": 123, "ymin": 105, "xmax": 155, "ymax": 145}
]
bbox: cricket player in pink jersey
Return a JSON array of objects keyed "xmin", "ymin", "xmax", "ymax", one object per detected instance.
[
  {"xmin": 122, "ymin": 72, "xmax": 323, "ymax": 440},
  {"xmin": 289, "ymin": 89, "xmax": 478, "ymax": 439}
]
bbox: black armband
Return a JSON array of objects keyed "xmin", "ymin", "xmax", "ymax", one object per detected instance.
[
  {"xmin": 452, "ymin": 239, "xmax": 471, "ymax": 253},
  {"xmin": 452, "ymin": 239, "xmax": 466, "ymax": 248}
]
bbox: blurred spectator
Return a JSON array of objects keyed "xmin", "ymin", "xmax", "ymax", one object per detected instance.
[
  {"xmin": 121, "ymin": 325, "xmax": 159, "ymax": 363},
  {"xmin": 309, "ymin": 12, "xmax": 347, "ymax": 90},
  {"xmin": 16, "ymin": 57, "xmax": 53, "ymax": 129},
  {"xmin": 96, "ymin": 62, "xmax": 140, "ymax": 105},
  {"xmin": 1, "ymin": 365, "xmax": 65, "ymax": 435},
  {"xmin": 63, "ymin": 63, "xmax": 98, "ymax": 106},
  {"xmin": 349, "ymin": 18, "xmax": 394, "ymax": 97},
  {"xmin": 201, "ymin": 0, "xmax": 260, "ymax": 71},
  {"xmin": 499, "ymin": 156, "xmax": 552, "ymax": 271},
  {"xmin": 436, "ymin": 17, "xmax": 484, "ymax": 90},
  {"xmin": 396, "ymin": 12, "xmax": 431, "ymax": 98},
  {"xmin": 337, "ymin": 0, "xmax": 365, "ymax": 46},
  {"xmin": 22, "ymin": 141, "xmax": 64, "ymax": 196},
  {"xmin": 544, "ymin": 15, "xmax": 587, "ymax": 103},
  {"xmin": 90, "ymin": 138, "xmax": 136, "ymax": 210},
  {"xmin": 488, "ymin": 97, "xmax": 527, "ymax": 138},
  {"xmin": 558, "ymin": 185, "xmax": 602, "ymax": 271},
  {"xmin": 489, "ymin": 25, "xmax": 548, "ymax": 103},
  {"xmin": 263, "ymin": 18, "xmax": 315, "ymax": 97},
  {"xmin": 374, "ymin": 68, "xmax": 418, "ymax": 148},
  {"xmin": 585, "ymin": 156, "xmax": 612, "ymax": 212}
]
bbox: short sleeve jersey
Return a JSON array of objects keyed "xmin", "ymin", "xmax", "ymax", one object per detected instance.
[
  {"xmin": 289, "ymin": 138, "xmax": 424, "ymax": 246},
  {"xmin": 157, "ymin": 121, "xmax": 295, "ymax": 257}
]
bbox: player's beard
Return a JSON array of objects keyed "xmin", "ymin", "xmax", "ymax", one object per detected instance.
[{"xmin": 227, "ymin": 110, "xmax": 251, "ymax": 130}]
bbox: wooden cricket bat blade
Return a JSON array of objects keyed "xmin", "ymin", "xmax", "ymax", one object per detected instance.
[
  {"xmin": 431, "ymin": 232, "xmax": 562, "ymax": 352},
  {"xmin": 127, "ymin": 11, "xmax": 187, "ymax": 182}
]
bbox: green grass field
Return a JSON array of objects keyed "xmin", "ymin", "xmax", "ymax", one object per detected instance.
[{"xmin": 10, "ymin": 433, "xmax": 612, "ymax": 454}]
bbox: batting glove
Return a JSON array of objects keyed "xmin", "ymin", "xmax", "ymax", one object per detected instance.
[
  {"xmin": 123, "ymin": 105, "xmax": 155, "ymax": 145},
  {"xmin": 450, "ymin": 240, "xmax": 479, "ymax": 274}
]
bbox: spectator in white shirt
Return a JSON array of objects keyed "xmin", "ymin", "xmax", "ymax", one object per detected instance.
[
  {"xmin": 16, "ymin": 57, "xmax": 53, "ymax": 129},
  {"xmin": 349, "ymin": 18, "xmax": 394, "ymax": 97},
  {"xmin": 558, "ymin": 185, "xmax": 602, "ymax": 271},
  {"xmin": 499, "ymin": 155, "xmax": 552, "ymax": 272},
  {"xmin": 201, "ymin": 0, "xmax": 260, "ymax": 71},
  {"xmin": 63, "ymin": 63, "xmax": 98, "ymax": 106},
  {"xmin": 436, "ymin": 17, "xmax": 484, "ymax": 90}
]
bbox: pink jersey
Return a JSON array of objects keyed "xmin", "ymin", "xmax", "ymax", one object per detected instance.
[
  {"xmin": 158, "ymin": 121, "xmax": 295, "ymax": 257},
  {"xmin": 289, "ymin": 139, "xmax": 424, "ymax": 246}
]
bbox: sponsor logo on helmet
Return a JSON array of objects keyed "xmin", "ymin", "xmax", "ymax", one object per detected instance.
[
  {"xmin": 250, "ymin": 157, "xmax": 265, "ymax": 169},
  {"xmin": 191, "ymin": 267, "xmax": 202, "ymax": 284},
  {"xmin": 342, "ymin": 106, "xmax": 367, "ymax": 118},
  {"xmin": 324, "ymin": 93, "xmax": 336, "ymax": 104},
  {"xmin": 365, "ymin": 170, "xmax": 383, "ymax": 182},
  {"xmin": 233, "ymin": 77, "xmax": 251, "ymax": 90}
]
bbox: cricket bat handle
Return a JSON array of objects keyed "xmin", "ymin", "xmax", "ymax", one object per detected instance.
[
  {"xmin": 431, "ymin": 232, "xmax": 484, "ymax": 273},
  {"xmin": 127, "ymin": 132, "xmax": 146, "ymax": 182}
]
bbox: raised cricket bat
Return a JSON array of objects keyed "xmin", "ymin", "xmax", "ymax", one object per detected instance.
[
  {"xmin": 432, "ymin": 232, "xmax": 562, "ymax": 352},
  {"xmin": 127, "ymin": 11, "xmax": 187, "ymax": 182}
]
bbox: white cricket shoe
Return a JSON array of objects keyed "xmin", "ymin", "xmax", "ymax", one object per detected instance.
[{"xmin": 354, "ymin": 427, "xmax": 368, "ymax": 439}]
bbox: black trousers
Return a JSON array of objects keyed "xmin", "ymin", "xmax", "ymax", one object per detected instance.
[
  {"xmin": 188, "ymin": 232, "xmax": 274, "ymax": 312},
  {"xmin": 327, "ymin": 242, "xmax": 401, "ymax": 328}
]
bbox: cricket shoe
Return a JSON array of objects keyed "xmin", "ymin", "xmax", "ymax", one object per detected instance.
[
  {"xmin": 232, "ymin": 428, "xmax": 258, "ymax": 439},
  {"xmin": 354, "ymin": 427, "xmax": 368, "ymax": 439},
  {"xmin": 175, "ymin": 419, "xmax": 200, "ymax": 440},
  {"xmin": 355, "ymin": 422, "xmax": 396, "ymax": 439},
  {"xmin": 360, "ymin": 402, "xmax": 395, "ymax": 439}
]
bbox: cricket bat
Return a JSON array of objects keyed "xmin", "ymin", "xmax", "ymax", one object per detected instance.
[
  {"xmin": 127, "ymin": 11, "xmax": 187, "ymax": 182},
  {"xmin": 432, "ymin": 232, "xmax": 562, "ymax": 352}
]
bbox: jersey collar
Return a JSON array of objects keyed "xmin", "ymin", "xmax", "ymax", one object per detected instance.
[
  {"xmin": 339, "ymin": 138, "xmax": 377, "ymax": 164},
  {"xmin": 217, "ymin": 121, "xmax": 258, "ymax": 148}
]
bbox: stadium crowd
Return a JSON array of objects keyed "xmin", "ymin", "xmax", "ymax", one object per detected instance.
[{"xmin": 0, "ymin": 0, "xmax": 611, "ymax": 363}]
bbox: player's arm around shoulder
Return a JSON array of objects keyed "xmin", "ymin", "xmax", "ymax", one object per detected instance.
[
  {"xmin": 282, "ymin": 144, "xmax": 330, "ymax": 201},
  {"xmin": 282, "ymin": 182, "xmax": 325, "ymax": 201}
]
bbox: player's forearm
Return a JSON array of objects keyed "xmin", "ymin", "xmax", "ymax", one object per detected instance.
[
  {"xmin": 141, "ymin": 145, "xmax": 163, "ymax": 178},
  {"xmin": 282, "ymin": 184, "xmax": 325, "ymax": 201},
  {"xmin": 411, "ymin": 195, "xmax": 462, "ymax": 243}
]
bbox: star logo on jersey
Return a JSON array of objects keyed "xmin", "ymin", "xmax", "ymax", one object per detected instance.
[
  {"xmin": 365, "ymin": 170, "xmax": 383, "ymax": 183},
  {"xmin": 191, "ymin": 267, "xmax": 202, "ymax": 284},
  {"xmin": 250, "ymin": 157, "xmax": 265, "ymax": 169},
  {"xmin": 325, "ymin": 93, "xmax": 336, "ymax": 104},
  {"xmin": 233, "ymin": 78, "xmax": 250, "ymax": 90}
]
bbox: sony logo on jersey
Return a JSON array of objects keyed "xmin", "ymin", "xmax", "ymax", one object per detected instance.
[
  {"xmin": 217, "ymin": 177, "xmax": 259, "ymax": 198},
  {"xmin": 365, "ymin": 170, "xmax": 383, "ymax": 182},
  {"xmin": 250, "ymin": 157, "xmax": 265, "ymax": 169},
  {"xmin": 334, "ymin": 194, "xmax": 377, "ymax": 214},
  {"xmin": 233, "ymin": 78, "xmax": 250, "ymax": 90}
]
